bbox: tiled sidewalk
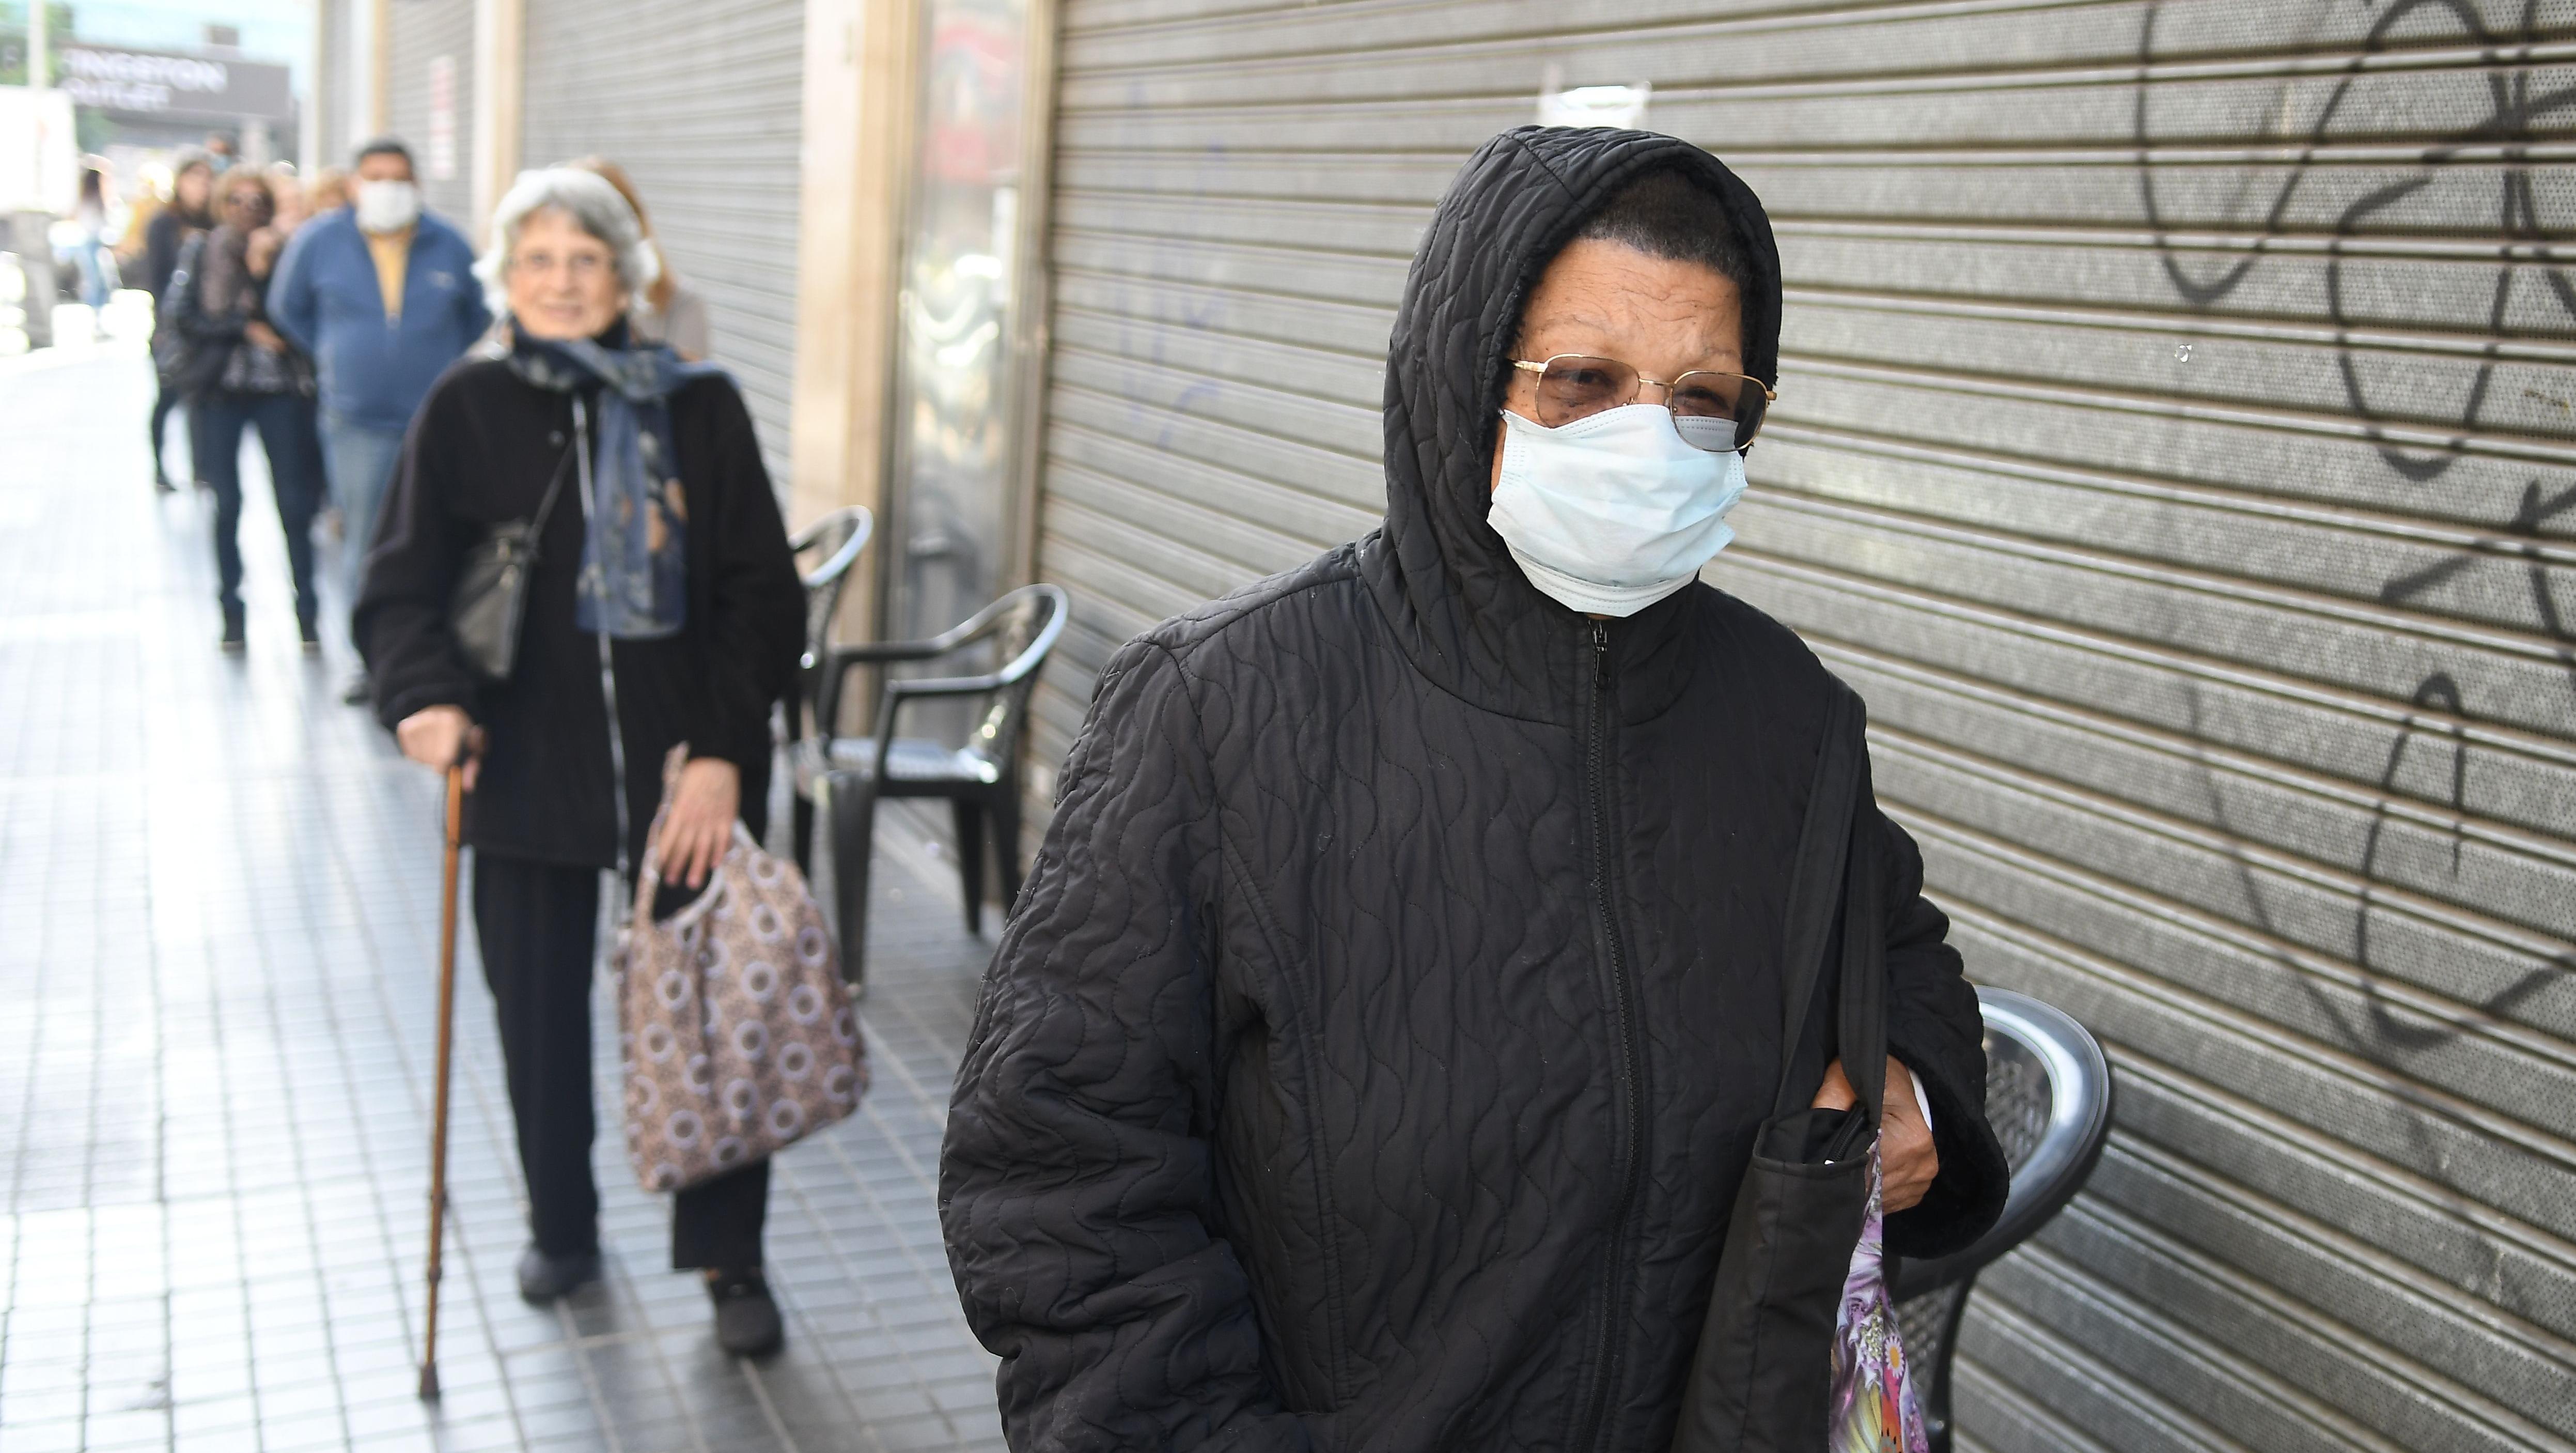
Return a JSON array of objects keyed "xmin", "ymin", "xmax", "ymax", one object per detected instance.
[{"xmin": 0, "ymin": 345, "xmax": 1008, "ymax": 1452}]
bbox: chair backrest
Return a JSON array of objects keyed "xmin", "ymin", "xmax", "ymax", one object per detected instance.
[
  {"xmin": 957, "ymin": 583, "xmax": 1069, "ymax": 774},
  {"xmin": 1893, "ymin": 986, "xmax": 2113, "ymax": 1451},
  {"xmin": 791, "ymin": 506, "xmax": 872, "ymax": 732}
]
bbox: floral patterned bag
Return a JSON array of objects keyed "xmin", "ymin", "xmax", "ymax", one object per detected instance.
[
  {"xmin": 1830, "ymin": 1143, "xmax": 1932, "ymax": 1453},
  {"xmin": 616, "ymin": 748, "xmax": 868, "ymax": 1193}
]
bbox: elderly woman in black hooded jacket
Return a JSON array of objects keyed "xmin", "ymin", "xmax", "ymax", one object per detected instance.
[
  {"xmin": 939, "ymin": 129, "xmax": 2011, "ymax": 1448},
  {"xmin": 357, "ymin": 166, "xmax": 804, "ymax": 1357}
]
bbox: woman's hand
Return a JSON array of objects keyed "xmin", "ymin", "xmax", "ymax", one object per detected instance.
[
  {"xmin": 656, "ymin": 756, "xmax": 740, "ymax": 889},
  {"xmin": 1811, "ymin": 1056, "xmax": 1940, "ymax": 1213},
  {"xmin": 396, "ymin": 705, "xmax": 484, "ymax": 790},
  {"xmin": 243, "ymin": 319, "xmax": 285, "ymax": 352}
]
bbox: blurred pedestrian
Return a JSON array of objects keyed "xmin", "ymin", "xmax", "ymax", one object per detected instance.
[
  {"xmin": 67, "ymin": 166, "xmax": 114, "ymax": 308},
  {"xmin": 358, "ymin": 167, "xmax": 803, "ymax": 1357},
  {"xmin": 266, "ymin": 163, "xmax": 309, "ymax": 231},
  {"xmin": 166, "ymin": 171, "xmax": 325, "ymax": 653},
  {"xmin": 117, "ymin": 174, "xmax": 162, "ymax": 306},
  {"xmin": 570, "ymin": 158, "xmax": 709, "ymax": 359},
  {"xmin": 204, "ymin": 133, "xmax": 237, "ymax": 172},
  {"xmin": 271, "ymin": 137, "xmax": 491, "ymax": 699},
  {"xmin": 304, "ymin": 166, "xmax": 351, "ymax": 219},
  {"xmin": 939, "ymin": 130, "xmax": 2009, "ymax": 1447},
  {"xmin": 143, "ymin": 153, "xmax": 217, "ymax": 494}
]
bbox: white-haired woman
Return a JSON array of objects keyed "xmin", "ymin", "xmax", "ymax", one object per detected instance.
[{"xmin": 355, "ymin": 167, "xmax": 804, "ymax": 1355}]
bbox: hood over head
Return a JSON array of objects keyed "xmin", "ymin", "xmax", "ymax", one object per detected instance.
[{"xmin": 1357, "ymin": 126, "xmax": 1783, "ymax": 725}]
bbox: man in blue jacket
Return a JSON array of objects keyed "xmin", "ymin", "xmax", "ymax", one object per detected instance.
[{"xmin": 271, "ymin": 137, "xmax": 491, "ymax": 703}]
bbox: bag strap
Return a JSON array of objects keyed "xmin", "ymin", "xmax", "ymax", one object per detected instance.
[
  {"xmin": 524, "ymin": 422, "xmax": 576, "ymax": 549},
  {"xmin": 1769, "ymin": 683, "xmax": 1868, "ymax": 1120},
  {"xmin": 1836, "ymin": 777, "xmax": 1888, "ymax": 1126}
]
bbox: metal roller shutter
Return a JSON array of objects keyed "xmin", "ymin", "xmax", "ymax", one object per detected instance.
[
  {"xmin": 520, "ymin": 0, "xmax": 806, "ymax": 484},
  {"xmin": 384, "ymin": 0, "xmax": 477, "ymax": 223},
  {"xmin": 1035, "ymin": 1, "xmax": 2576, "ymax": 1448}
]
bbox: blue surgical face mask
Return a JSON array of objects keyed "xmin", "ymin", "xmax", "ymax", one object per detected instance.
[{"xmin": 1487, "ymin": 404, "xmax": 1748, "ymax": 616}]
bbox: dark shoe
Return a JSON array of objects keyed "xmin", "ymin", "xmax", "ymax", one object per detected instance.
[
  {"xmin": 219, "ymin": 607, "xmax": 246, "ymax": 654},
  {"xmin": 340, "ymin": 672, "xmax": 371, "ymax": 707},
  {"xmin": 298, "ymin": 616, "xmax": 322, "ymax": 654},
  {"xmin": 516, "ymin": 1245, "xmax": 600, "ymax": 1304},
  {"xmin": 706, "ymin": 1269, "xmax": 784, "ymax": 1357}
]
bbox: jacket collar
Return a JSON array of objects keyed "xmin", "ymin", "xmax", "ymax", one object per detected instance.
[{"xmin": 1356, "ymin": 128, "xmax": 1784, "ymax": 728}]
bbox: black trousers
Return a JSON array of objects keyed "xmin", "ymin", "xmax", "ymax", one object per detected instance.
[
  {"xmin": 471, "ymin": 851, "xmax": 769, "ymax": 1270},
  {"xmin": 149, "ymin": 382, "xmax": 181, "ymax": 481}
]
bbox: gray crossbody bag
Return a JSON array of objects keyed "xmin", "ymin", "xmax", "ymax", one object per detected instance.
[{"xmin": 450, "ymin": 398, "xmax": 584, "ymax": 683}]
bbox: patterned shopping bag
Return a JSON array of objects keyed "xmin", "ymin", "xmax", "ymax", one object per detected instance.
[
  {"xmin": 616, "ymin": 747, "xmax": 868, "ymax": 1193},
  {"xmin": 1830, "ymin": 1143, "xmax": 1932, "ymax": 1453}
]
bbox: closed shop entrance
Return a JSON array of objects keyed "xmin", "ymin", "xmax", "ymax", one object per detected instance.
[
  {"xmin": 1031, "ymin": 1, "xmax": 2576, "ymax": 1447},
  {"xmin": 520, "ymin": 0, "xmax": 808, "ymax": 480}
]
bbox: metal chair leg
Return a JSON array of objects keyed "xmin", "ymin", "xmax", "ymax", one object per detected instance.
[
  {"xmin": 991, "ymin": 789, "xmax": 1025, "ymax": 919},
  {"xmin": 953, "ymin": 798, "xmax": 987, "ymax": 936},
  {"xmin": 819, "ymin": 770, "xmax": 876, "ymax": 995}
]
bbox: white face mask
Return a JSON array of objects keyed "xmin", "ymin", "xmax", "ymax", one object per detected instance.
[
  {"xmin": 1487, "ymin": 404, "xmax": 1748, "ymax": 616},
  {"xmin": 353, "ymin": 179, "xmax": 421, "ymax": 234}
]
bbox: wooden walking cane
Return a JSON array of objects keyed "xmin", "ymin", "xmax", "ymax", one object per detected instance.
[{"xmin": 419, "ymin": 762, "xmax": 465, "ymax": 1400}]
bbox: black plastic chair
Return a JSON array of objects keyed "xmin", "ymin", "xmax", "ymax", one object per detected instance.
[
  {"xmin": 787, "ymin": 506, "xmax": 875, "ymax": 735},
  {"xmin": 1893, "ymin": 986, "xmax": 2114, "ymax": 1452},
  {"xmin": 796, "ymin": 583, "xmax": 1069, "ymax": 990},
  {"xmin": 782, "ymin": 507, "xmax": 872, "ymax": 865}
]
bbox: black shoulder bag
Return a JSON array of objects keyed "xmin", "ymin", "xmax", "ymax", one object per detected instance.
[
  {"xmin": 450, "ymin": 404, "xmax": 580, "ymax": 683},
  {"xmin": 1671, "ymin": 683, "xmax": 1885, "ymax": 1452}
]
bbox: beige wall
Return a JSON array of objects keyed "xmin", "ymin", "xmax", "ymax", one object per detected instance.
[{"xmin": 467, "ymin": 0, "xmax": 524, "ymax": 244}]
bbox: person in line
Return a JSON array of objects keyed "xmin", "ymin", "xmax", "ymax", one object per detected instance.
[
  {"xmin": 570, "ymin": 158, "xmax": 711, "ymax": 360},
  {"xmin": 67, "ymin": 166, "xmax": 114, "ymax": 310},
  {"xmin": 939, "ymin": 128, "xmax": 2010, "ymax": 1448},
  {"xmin": 166, "ymin": 171, "xmax": 327, "ymax": 653},
  {"xmin": 266, "ymin": 163, "xmax": 309, "ymax": 231},
  {"xmin": 271, "ymin": 137, "xmax": 491, "ymax": 698},
  {"xmin": 304, "ymin": 166, "xmax": 351, "ymax": 220},
  {"xmin": 115, "ymin": 165, "xmax": 163, "ymax": 278},
  {"xmin": 280, "ymin": 163, "xmax": 348, "ymax": 542},
  {"xmin": 142, "ymin": 154, "xmax": 216, "ymax": 494},
  {"xmin": 358, "ymin": 167, "xmax": 805, "ymax": 1357}
]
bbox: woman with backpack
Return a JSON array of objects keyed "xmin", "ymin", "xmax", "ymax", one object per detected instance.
[
  {"xmin": 143, "ymin": 154, "xmax": 216, "ymax": 494},
  {"xmin": 166, "ymin": 169, "xmax": 327, "ymax": 652}
]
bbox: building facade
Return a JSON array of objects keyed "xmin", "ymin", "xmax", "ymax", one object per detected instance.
[{"xmin": 343, "ymin": 1, "xmax": 2576, "ymax": 1446}]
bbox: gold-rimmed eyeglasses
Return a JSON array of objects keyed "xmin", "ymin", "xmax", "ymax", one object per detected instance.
[{"xmin": 1511, "ymin": 353, "xmax": 1776, "ymax": 452}]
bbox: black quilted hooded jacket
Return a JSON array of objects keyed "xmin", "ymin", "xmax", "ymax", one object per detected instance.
[{"xmin": 940, "ymin": 127, "xmax": 2008, "ymax": 1452}]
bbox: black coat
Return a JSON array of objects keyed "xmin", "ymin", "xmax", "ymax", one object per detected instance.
[
  {"xmin": 143, "ymin": 206, "xmax": 208, "ymax": 303},
  {"xmin": 164, "ymin": 230, "xmax": 306, "ymax": 399},
  {"xmin": 356, "ymin": 345, "xmax": 804, "ymax": 870},
  {"xmin": 938, "ymin": 128, "xmax": 2010, "ymax": 1451}
]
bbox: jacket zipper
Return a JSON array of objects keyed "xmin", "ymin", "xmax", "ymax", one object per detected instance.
[
  {"xmin": 1579, "ymin": 617, "xmax": 1647, "ymax": 1453},
  {"xmin": 571, "ymin": 395, "xmax": 631, "ymax": 883}
]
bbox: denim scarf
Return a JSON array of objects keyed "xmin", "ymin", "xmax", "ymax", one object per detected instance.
[{"xmin": 506, "ymin": 324, "xmax": 725, "ymax": 638}]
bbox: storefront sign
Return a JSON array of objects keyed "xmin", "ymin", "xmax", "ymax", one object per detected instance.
[
  {"xmin": 56, "ymin": 42, "xmax": 292, "ymax": 123},
  {"xmin": 427, "ymin": 54, "xmax": 457, "ymax": 180}
]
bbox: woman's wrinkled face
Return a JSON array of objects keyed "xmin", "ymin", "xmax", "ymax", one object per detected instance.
[
  {"xmin": 1490, "ymin": 238, "xmax": 1743, "ymax": 493},
  {"xmin": 505, "ymin": 207, "xmax": 628, "ymax": 342}
]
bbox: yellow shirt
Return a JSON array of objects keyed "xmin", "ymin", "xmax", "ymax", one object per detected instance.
[{"xmin": 365, "ymin": 227, "xmax": 414, "ymax": 322}]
